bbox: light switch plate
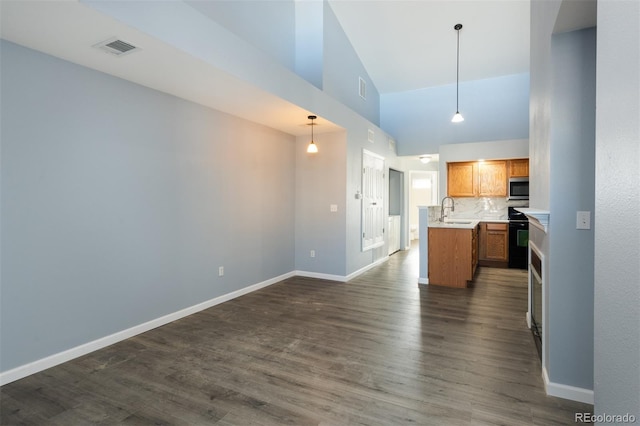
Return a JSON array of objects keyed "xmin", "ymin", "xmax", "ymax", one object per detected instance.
[
  {"xmin": 330, "ymin": 204, "xmax": 338, "ymax": 212},
  {"xmin": 576, "ymin": 211, "xmax": 591, "ymax": 230}
]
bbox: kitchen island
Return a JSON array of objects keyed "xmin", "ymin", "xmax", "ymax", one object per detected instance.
[{"xmin": 428, "ymin": 220, "xmax": 480, "ymax": 288}]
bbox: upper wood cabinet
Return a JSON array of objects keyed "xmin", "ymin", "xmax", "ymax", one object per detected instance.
[
  {"xmin": 447, "ymin": 162, "xmax": 477, "ymax": 197},
  {"xmin": 448, "ymin": 160, "xmax": 507, "ymax": 197},
  {"xmin": 448, "ymin": 158, "xmax": 528, "ymax": 197},
  {"xmin": 508, "ymin": 159, "xmax": 529, "ymax": 177},
  {"xmin": 478, "ymin": 161, "xmax": 507, "ymax": 197}
]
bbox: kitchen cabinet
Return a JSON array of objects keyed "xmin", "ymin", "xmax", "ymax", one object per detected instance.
[
  {"xmin": 478, "ymin": 161, "xmax": 507, "ymax": 197},
  {"xmin": 508, "ymin": 159, "xmax": 529, "ymax": 177},
  {"xmin": 428, "ymin": 225, "xmax": 478, "ymax": 287},
  {"xmin": 478, "ymin": 222, "xmax": 509, "ymax": 268},
  {"xmin": 447, "ymin": 162, "xmax": 476, "ymax": 197},
  {"xmin": 447, "ymin": 160, "xmax": 507, "ymax": 197}
]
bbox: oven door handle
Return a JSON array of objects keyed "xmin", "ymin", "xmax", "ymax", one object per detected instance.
[{"xmin": 509, "ymin": 221, "xmax": 528, "ymax": 228}]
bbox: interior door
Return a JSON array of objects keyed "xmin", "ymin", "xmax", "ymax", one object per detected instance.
[{"xmin": 362, "ymin": 149, "xmax": 385, "ymax": 251}]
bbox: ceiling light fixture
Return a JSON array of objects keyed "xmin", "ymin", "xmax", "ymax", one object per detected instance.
[
  {"xmin": 419, "ymin": 156, "xmax": 431, "ymax": 164},
  {"xmin": 307, "ymin": 115, "xmax": 318, "ymax": 154},
  {"xmin": 451, "ymin": 23, "xmax": 464, "ymax": 123}
]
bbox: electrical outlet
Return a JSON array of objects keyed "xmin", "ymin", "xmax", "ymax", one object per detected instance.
[
  {"xmin": 576, "ymin": 211, "xmax": 591, "ymax": 230},
  {"xmin": 310, "ymin": 250, "xmax": 316, "ymax": 258},
  {"xmin": 330, "ymin": 204, "xmax": 338, "ymax": 212},
  {"xmin": 218, "ymin": 266, "xmax": 224, "ymax": 277}
]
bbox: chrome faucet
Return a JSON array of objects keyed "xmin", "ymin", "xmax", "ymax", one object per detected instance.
[{"xmin": 440, "ymin": 196, "xmax": 455, "ymax": 222}]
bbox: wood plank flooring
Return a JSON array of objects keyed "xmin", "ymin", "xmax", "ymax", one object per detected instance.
[{"xmin": 1, "ymin": 246, "xmax": 592, "ymax": 425}]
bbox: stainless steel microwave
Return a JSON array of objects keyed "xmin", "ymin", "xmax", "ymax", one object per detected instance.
[{"xmin": 508, "ymin": 177, "xmax": 529, "ymax": 200}]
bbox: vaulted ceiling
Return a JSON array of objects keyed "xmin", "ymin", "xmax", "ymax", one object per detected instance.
[
  {"xmin": 1, "ymin": 1, "xmax": 542, "ymax": 138},
  {"xmin": 329, "ymin": 0, "xmax": 531, "ymax": 93}
]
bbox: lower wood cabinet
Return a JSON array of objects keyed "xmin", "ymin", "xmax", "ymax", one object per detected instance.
[
  {"xmin": 428, "ymin": 226, "xmax": 478, "ymax": 288},
  {"xmin": 478, "ymin": 222, "xmax": 509, "ymax": 268}
]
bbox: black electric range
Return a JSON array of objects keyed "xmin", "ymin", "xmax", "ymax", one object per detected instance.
[{"xmin": 508, "ymin": 207, "xmax": 529, "ymax": 269}]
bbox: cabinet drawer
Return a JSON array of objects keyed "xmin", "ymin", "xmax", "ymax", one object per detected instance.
[{"xmin": 486, "ymin": 223, "xmax": 508, "ymax": 231}]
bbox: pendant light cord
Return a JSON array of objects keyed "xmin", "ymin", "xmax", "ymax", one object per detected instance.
[{"xmin": 456, "ymin": 26, "xmax": 460, "ymax": 112}]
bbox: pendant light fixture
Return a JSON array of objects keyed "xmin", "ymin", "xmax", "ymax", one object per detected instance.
[
  {"xmin": 307, "ymin": 115, "xmax": 318, "ymax": 153},
  {"xmin": 451, "ymin": 23, "xmax": 464, "ymax": 123}
]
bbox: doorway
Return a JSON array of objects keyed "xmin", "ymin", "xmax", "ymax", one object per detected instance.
[
  {"xmin": 409, "ymin": 171, "xmax": 438, "ymax": 242},
  {"xmin": 388, "ymin": 169, "xmax": 403, "ymax": 255}
]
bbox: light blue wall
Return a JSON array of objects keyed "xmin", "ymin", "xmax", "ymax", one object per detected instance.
[
  {"xmin": 529, "ymin": 1, "xmax": 560, "ymax": 212},
  {"xmin": 323, "ymin": 3, "xmax": 380, "ymax": 126},
  {"xmin": 548, "ymin": 27, "xmax": 595, "ymax": 391},
  {"xmin": 381, "ymin": 73, "xmax": 530, "ymax": 156},
  {"xmin": 82, "ymin": 0, "xmax": 401, "ymax": 279},
  {"xmin": 529, "ymin": 0, "xmax": 561, "ymax": 378},
  {"xmin": 1, "ymin": 0, "xmax": 411, "ymax": 377},
  {"xmin": 345, "ymin": 128, "xmax": 405, "ymax": 275},
  {"xmin": 0, "ymin": 41, "xmax": 296, "ymax": 372},
  {"xmin": 594, "ymin": 0, "xmax": 640, "ymax": 418},
  {"xmin": 185, "ymin": 0, "xmax": 327, "ymax": 91},
  {"xmin": 295, "ymin": 131, "xmax": 347, "ymax": 275},
  {"xmin": 295, "ymin": 0, "xmax": 324, "ymax": 89},
  {"xmin": 185, "ymin": 0, "xmax": 296, "ymax": 72},
  {"xmin": 530, "ymin": 0, "xmax": 596, "ymax": 399}
]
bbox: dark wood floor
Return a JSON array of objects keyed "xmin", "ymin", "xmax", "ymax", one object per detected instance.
[{"xmin": 1, "ymin": 246, "xmax": 592, "ymax": 425}]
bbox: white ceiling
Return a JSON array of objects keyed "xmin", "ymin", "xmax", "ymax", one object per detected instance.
[
  {"xmin": 328, "ymin": 0, "xmax": 531, "ymax": 93},
  {"xmin": 1, "ymin": 0, "xmax": 538, "ymax": 137}
]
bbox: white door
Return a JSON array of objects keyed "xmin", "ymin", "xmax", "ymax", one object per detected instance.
[
  {"xmin": 388, "ymin": 216, "xmax": 401, "ymax": 255},
  {"xmin": 362, "ymin": 149, "xmax": 385, "ymax": 251}
]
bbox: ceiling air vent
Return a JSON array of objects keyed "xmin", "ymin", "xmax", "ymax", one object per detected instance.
[{"xmin": 93, "ymin": 37, "xmax": 140, "ymax": 57}]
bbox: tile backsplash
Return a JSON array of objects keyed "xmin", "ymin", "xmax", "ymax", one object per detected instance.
[{"xmin": 436, "ymin": 197, "xmax": 529, "ymax": 221}]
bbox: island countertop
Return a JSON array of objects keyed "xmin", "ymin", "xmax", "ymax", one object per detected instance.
[{"xmin": 427, "ymin": 219, "xmax": 481, "ymax": 229}]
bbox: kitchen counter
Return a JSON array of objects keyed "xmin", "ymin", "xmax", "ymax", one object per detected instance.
[
  {"xmin": 428, "ymin": 224, "xmax": 479, "ymax": 287},
  {"xmin": 428, "ymin": 219, "xmax": 481, "ymax": 229}
]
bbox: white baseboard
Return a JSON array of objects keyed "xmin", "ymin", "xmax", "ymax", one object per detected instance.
[
  {"xmin": 1, "ymin": 256, "xmax": 394, "ymax": 386},
  {"xmin": 295, "ymin": 270, "xmax": 346, "ymax": 282},
  {"xmin": 0, "ymin": 271, "xmax": 295, "ymax": 386},
  {"xmin": 418, "ymin": 277, "xmax": 429, "ymax": 285},
  {"xmin": 296, "ymin": 255, "xmax": 390, "ymax": 283},
  {"xmin": 526, "ymin": 311, "xmax": 531, "ymax": 328},
  {"xmin": 345, "ymin": 256, "xmax": 389, "ymax": 281},
  {"xmin": 542, "ymin": 366, "xmax": 594, "ymax": 404}
]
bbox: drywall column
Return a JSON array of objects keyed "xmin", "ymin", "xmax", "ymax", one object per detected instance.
[
  {"xmin": 547, "ymin": 26, "xmax": 596, "ymax": 399},
  {"xmin": 594, "ymin": 0, "xmax": 640, "ymax": 419},
  {"xmin": 418, "ymin": 206, "xmax": 429, "ymax": 284}
]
